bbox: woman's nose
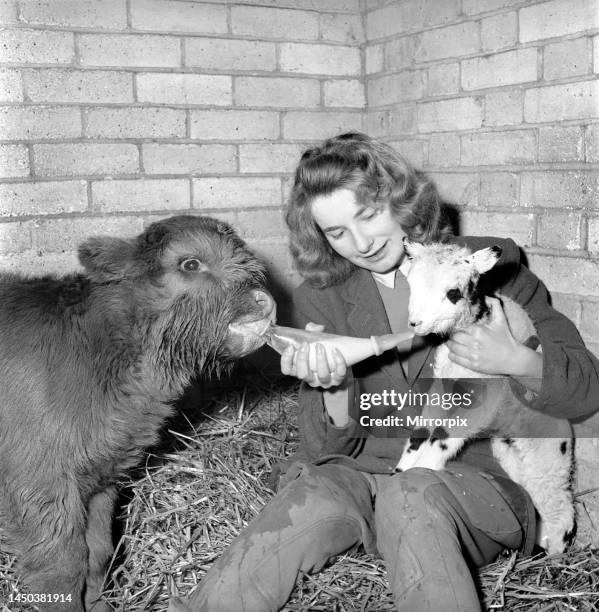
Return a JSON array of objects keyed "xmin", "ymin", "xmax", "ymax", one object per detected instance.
[{"xmin": 353, "ymin": 230, "xmax": 374, "ymax": 254}]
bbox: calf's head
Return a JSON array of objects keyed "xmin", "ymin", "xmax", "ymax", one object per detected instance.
[
  {"xmin": 404, "ymin": 241, "xmax": 501, "ymax": 336},
  {"xmin": 78, "ymin": 215, "xmax": 276, "ymax": 383}
]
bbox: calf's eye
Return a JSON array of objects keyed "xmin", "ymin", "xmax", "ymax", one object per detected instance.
[
  {"xmin": 180, "ymin": 258, "xmax": 203, "ymax": 272},
  {"xmin": 446, "ymin": 288, "xmax": 462, "ymax": 304}
]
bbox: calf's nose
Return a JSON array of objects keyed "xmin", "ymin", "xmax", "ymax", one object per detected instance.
[{"xmin": 252, "ymin": 289, "xmax": 276, "ymax": 320}]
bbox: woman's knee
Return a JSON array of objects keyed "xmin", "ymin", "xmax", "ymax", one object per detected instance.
[{"xmin": 375, "ymin": 468, "xmax": 453, "ymax": 532}]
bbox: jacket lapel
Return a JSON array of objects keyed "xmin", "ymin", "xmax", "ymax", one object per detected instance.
[{"xmin": 341, "ymin": 268, "xmax": 435, "ymax": 385}]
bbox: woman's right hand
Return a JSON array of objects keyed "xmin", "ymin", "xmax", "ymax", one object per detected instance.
[{"xmin": 280, "ymin": 323, "xmax": 348, "ymax": 388}]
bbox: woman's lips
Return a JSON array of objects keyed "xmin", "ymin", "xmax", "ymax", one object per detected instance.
[{"xmin": 362, "ymin": 242, "xmax": 387, "ymax": 261}]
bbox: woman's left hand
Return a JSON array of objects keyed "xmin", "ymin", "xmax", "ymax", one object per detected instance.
[{"xmin": 446, "ymin": 297, "xmax": 521, "ymax": 375}]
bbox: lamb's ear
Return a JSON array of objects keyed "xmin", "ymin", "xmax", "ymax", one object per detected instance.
[
  {"xmin": 78, "ymin": 236, "xmax": 138, "ymax": 282},
  {"xmin": 403, "ymin": 238, "xmax": 424, "ymax": 259},
  {"xmin": 469, "ymin": 245, "xmax": 502, "ymax": 274}
]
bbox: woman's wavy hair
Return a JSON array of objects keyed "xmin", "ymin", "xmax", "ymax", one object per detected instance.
[{"xmin": 286, "ymin": 132, "xmax": 452, "ymax": 288}]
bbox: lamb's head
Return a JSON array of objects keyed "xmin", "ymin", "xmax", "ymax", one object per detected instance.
[{"xmin": 404, "ymin": 241, "xmax": 502, "ymax": 336}]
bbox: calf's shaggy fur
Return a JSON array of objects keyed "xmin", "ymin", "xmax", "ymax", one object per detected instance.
[
  {"xmin": 0, "ymin": 215, "xmax": 275, "ymax": 611},
  {"xmin": 395, "ymin": 241, "xmax": 574, "ymax": 555}
]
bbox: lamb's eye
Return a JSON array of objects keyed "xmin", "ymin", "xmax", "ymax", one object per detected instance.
[
  {"xmin": 180, "ymin": 258, "xmax": 203, "ymax": 272},
  {"xmin": 446, "ymin": 288, "xmax": 462, "ymax": 304}
]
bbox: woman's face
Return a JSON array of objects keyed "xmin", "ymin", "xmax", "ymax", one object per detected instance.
[{"xmin": 310, "ymin": 188, "xmax": 407, "ymax": 274}]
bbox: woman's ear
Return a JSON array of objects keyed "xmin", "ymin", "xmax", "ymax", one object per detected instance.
[{"xmin": 78, "ymin": 237, "xmax": 138, "ymax": 282}]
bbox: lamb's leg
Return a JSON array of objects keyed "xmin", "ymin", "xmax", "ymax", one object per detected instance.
[
  {"xmin": 396, "ymin": 427, "xmax": 467, "ymax": 471},
  {"xmin": 85, "ymin": 486, "xmax": 117, "ymax": 611},
  {"xmin": 491, "ymin": 437, "xmax": 575, "ymax": 554}
]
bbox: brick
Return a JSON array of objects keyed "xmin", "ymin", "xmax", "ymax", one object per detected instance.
[
  {"xmin": 521, "ymin": 171, "xmax": 599, "ymax": 209},
  {"xmin": 142, "ymin": 144, "xmax": 236, "ymax": 174},
  {"xmin": 549, "ymin": 293, "xmax": 581, "ymax": 326},
  {"xmin": 416, "ymin": 22, "xmax": 480, "ymax": 62},
  {"xmin": 483, "ymin": 90, "xmax": 523, "ymax": 127},
  {"xmin": 588, "ymin": 217, "xmax": 599, "ymax": 255},
  {"xmin": 544, "ymin": 37, "xmax": 590, "ymax": 80},
  {"xmin": 85, "ymin": 107, "xmax": 186, "ymax": 139},
  {"xmin": 368, "ymin": 71, "xmax": 426, "ymax": 105},
  {"xmin": 390, "ymin": 139, "xmax": 427, "ymax": 168},
  {"xmin": 429, "ymin": 172, "xmax": 479, "ymax": 207},
  {"xmin": 527, "ymin": 254, "xmax": 599, "ymax": 298},
  {"xmin": 461, "ymin": 211, "xmax": 534, "ymax": 246},
  {"xmin": 0, "ymin": 69, "xmax": 22, "ymax": 102},
  {"xmin": 537, "ymin": 212, "xmax": 583, "ymax": 251},
  {"xmin": 280, "ymin": 43, "xmax": 361, "ymax": 76},
  {"xmin": 190, "ymin": 110, "xmax": 280, "ymax": 140},
  {"xmin": 231, "ymin": 6, "xmax": 319, "ymax": 40},
  {"xmin": 320, "ymin": 13, "xmax": 364, "ymax": 44},
  {"xmin": 0, "ymin": 181, "xmax": 87, "ymax": 217},
  {"xmin": 323, "ymin": 79, "xmax": 365, "ymax": 108},
  {"xmin": 481, "ymin": 12, "xmax": 517, "ymax": 51},
  {"xmin": 586, "ymin": 125, "xmax": 599, "ymax": 163},
  {"xmin": 282, "ymin": 110, "xmax": 363, "ymax": 140},
  {"xmin": 428, "ymin": 63, "xmax": 459, "ymax": 97},
  {"xmin": 131, "ymin": 0, "xmax": 227, "ymax": 34},
  {"xmin": 367, "ymin": 0, "xmax": 460, "ymax": 40},
  {"xmin": 462, "ymin": 48, "xmax": 537, "ymax": 90},
  {"xmin": 385, "ymin": 37, "xmax": 418, "ymax": 72},
  {"xmin": 31, "ymin": 216, "xmax": 145, "ymax": 253},
  {"xmin": 417, "ymin": 98, "xmax": 483, "ymax": 133},
  {"xmin": 185, "ymin": 38, "xmax": 276, "ymax": 72},
  {"xmin": 427, "ymin": 134, "xmax": 460, "ymax": 168},
  {"xmin": 193, "ymin": 177, "xmax": 281, "ymax": 209},
  {"xmin": 0, "ymin": 251, "xmax": 81, "ymax": 276},
  {"xmin": 461, "ymin": 131, "xmax": 536, "ymax": 166},
  {"xmin": 388, "ymin": 105, "xmax": 418, "ymax": 136},
  {"xmin": 239, "ymin": 143, "xmax": 304, "ymax": 173},
  {"xmin": 20, "ymin": 0, "xmax": 127, "ymax": 29},
  {"xmin": 463, "ymin": 0, "xmax": 524, "ymax": 14},
  {"xmin": 581, "ymin": 303, "xmax": 599, "ymax": 341},
  {"xmin": 0, "ymin": 1, "xmax": 17, "ymax": 24},
  {"xmin": 231, "ymin": 209, "xmax": 287, "ymax": 241},
  {"xmin": 525, "ymin": 81, "xmax": 599, "ymax": 122},
  {"xmin": 0, "ymin": 106, "xmax": 82, "ymax": 140},
  {"xmin": 92, "ymin": 179, "xmax": 189, "ymax": 212},
  {"xmin": 79, "ymin": 34, "xmax": 181, "ymax": 68},
  {"xmin": 366, "ymin": 109, "xmax": 388, "ymax": 138},
  {"xmin": 136, "ymin": 73, "xmax": 232, "ymax": 106},
  {"xmin": 539, "ymin": 127, "xmax": 584, "ymax": 162},
  {"xmin": 34, "ymin": 143, "xmax": 139, "ymax": 177},
  {"xmin": 365, "ymin": 45, "xmax": 383, "ymax": 74},
  {"xmin": 0, "ymin": 221, "xmax": 32, "ymax": 255},
  {"xmin": 480, "ymin": 173, "xmax": 520, "ymax": 208},
  {"xmin": 235, "ymin": 77, "xmax": 320, "ymax": 108},
  {"xmin": 0, "ymin": 29, "xmax": 74, "ymax": 64},
  {"xmin": 520, "ymin": 0, "xmax": 599, "ymax": 43},
  {"xmin": 0, "ymin": 144, "xmax": 29, "ymax": 178},
  {"xmin": 24, "ymin": 69, "xmax": 133, "ymax": 103}
]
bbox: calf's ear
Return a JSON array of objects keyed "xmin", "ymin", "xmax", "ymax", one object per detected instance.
[{"xmin": 79, "ymin": 236, "xmax": 138, "ymax": 282}]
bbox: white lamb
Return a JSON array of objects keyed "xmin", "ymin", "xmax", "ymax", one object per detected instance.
[{"xmin": 395, "ymin": 241, "xmax": 575, "ymax": 554}]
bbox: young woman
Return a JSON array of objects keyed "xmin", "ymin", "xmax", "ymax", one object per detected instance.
[{"xmin": 169, "ymin": 132, "xmax": 599, "ymax": 612}]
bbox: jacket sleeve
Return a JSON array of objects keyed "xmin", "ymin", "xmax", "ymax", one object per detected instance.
[
  {"xmin": 290, "ymin": 283, "xmax": 364, "ymax": 461},
  {"xmin": 497, "ymin": 249, "xmax": 599, "ymax": 421}
]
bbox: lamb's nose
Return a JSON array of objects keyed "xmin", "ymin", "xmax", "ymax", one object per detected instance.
[{"xmin": 408, "ymin": 320, "xmax": 421, "ymax": 328}]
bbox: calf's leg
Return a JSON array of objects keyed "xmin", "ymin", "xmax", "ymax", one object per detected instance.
[{"xmin": 85, "ymin": 486, "xmax": 118, "ymax": 611}]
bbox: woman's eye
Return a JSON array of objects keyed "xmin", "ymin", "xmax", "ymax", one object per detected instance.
[
  {"xmin": 327, "ymin": 230, "xmax": 344, "ymax": 240},
  {"xmin": 180, "ymin": 258, "xmax": 203, "ymax": 272},
  {"xmin": 361, "ymin": 207, "xmax": 380, "ymax": 220}
]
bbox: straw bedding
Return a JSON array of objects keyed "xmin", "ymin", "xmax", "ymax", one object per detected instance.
[{"xmin": 1, "ymin": 364, "xmax": 597, "ymax": 612}]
